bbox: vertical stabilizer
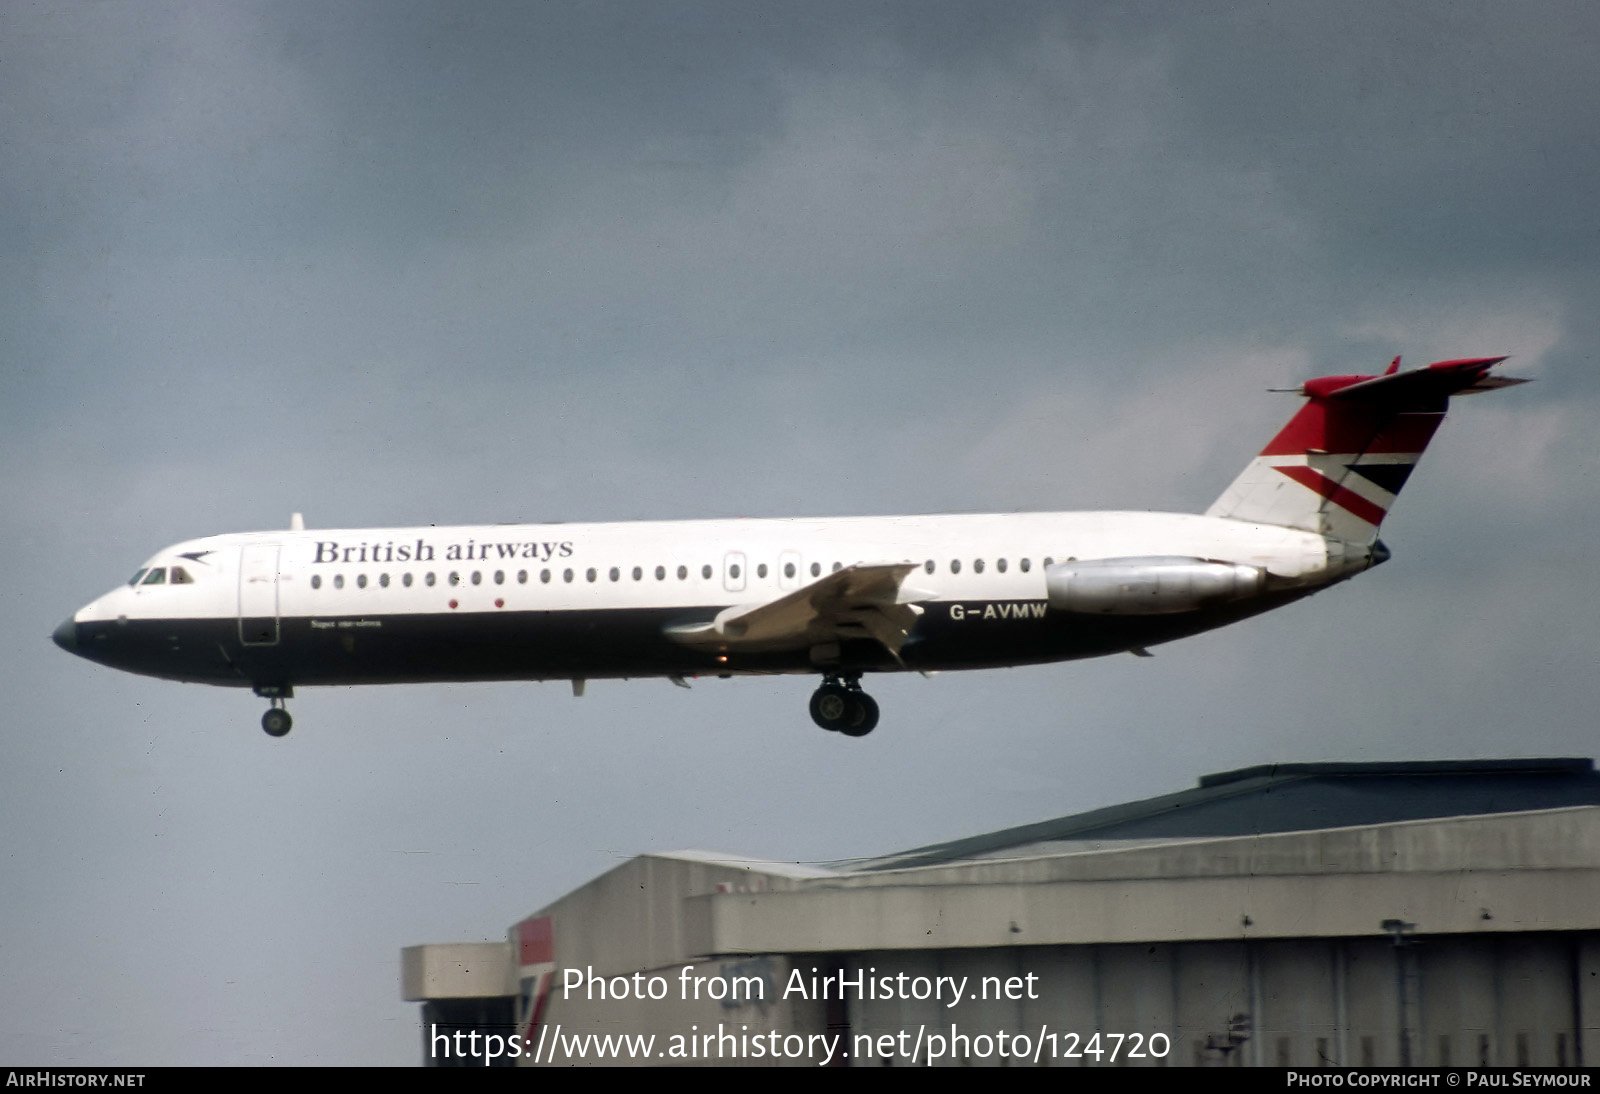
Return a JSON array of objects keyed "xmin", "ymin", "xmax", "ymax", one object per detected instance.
[{"xmin": 1206, "ymin": 357, "xmax": 1523, "ymax": 543}]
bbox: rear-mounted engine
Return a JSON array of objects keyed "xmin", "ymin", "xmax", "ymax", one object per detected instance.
[{"xmin": 1045, "ymin": 557, "xmax": 1265, "ymax": 615}]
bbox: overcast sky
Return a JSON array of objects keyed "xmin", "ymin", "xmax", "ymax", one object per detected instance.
[{"xmin": 4, "ymin": 0, "xmax": 1597, "ymax": 1066}]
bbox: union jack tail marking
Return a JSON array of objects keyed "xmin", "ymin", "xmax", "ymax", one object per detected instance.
[{"xmin": 1206, "ymin": 356, "xmax": 1526, "ymax": 544}]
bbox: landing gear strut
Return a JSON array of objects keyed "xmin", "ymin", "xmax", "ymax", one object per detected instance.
[
  {"xmin": 256, "ymin": 686, "xmax": 293, "ymax": 738},
  {"xmin": 809, "ymin": 675, "xmax": 879, "ymax": 737}
]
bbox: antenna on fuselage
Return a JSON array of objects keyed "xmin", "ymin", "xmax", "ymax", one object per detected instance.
[{"xmin": 290, "ymin": 513, "xmax": 305, "ymax": 531}]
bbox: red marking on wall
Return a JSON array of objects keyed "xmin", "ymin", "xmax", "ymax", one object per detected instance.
[{"xmin": 518, "ymin": 916, "xmax": 554, "ymax": 965}]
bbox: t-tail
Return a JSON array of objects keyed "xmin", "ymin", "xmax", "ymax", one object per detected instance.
[{"xmin": 1206, "ymin": 356, "xmax": 1528, "ymax": 544}]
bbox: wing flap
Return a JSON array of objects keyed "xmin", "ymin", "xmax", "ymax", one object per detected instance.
[{"xmin": 664, "ymin": 562, "xmax": 930, "ymax": 658}]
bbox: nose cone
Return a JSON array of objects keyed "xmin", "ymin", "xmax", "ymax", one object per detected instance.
[{"xmin": 52, "ymin": 617, "xmax": 79, "ymax": 654}]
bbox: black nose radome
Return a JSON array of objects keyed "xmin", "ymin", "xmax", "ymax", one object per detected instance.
[{"xmin": 52, "ymin": 618, "xmax": 78, "ymax": 653}]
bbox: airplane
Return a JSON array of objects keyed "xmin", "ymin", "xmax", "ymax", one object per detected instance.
[{"xmin": 53, "ymin": 355, "xmax": 1524, "ymax": 739}]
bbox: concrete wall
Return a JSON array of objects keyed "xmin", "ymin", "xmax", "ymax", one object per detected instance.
[{"xmin": 830, "ymin": 934, "xmax": 1593, "ymax": 1067}]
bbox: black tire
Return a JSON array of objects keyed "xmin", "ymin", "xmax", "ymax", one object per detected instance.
[
  {"xmin": 840, "ymin": 691, "xmax": 879, "ymax": 737},
  {"xmin": 809, "ymin": 684, "xmax": 852, "ymax": 731},
  {"xmin": 262, "ymin": 708, "xmax": 293, "ymax": 737}
]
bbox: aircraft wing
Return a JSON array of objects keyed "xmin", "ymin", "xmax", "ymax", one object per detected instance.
[{"xmin": 665, "ymin": 562, "xmax": 933, "ymax": 660}]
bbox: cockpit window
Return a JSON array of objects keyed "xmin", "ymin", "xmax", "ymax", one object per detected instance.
[
  {"xmin": 141, "ymin": 568, "xmax": 167, "ymax": 585},
  {"xmin": 170, "ymin": 566, "xmax": 193, "ymax": 584},
  {"xmin": 128, "ymin": 569, "xmax": 149, "ymax": 586}
]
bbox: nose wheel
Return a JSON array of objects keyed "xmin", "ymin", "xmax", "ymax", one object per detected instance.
[
  {"xmin": 809, "ymin": 676, "xmax": 879, "ymax": 737},
  {"xmin": 255, "ymin": 687, "xmax": 293, "ymax": 737}
]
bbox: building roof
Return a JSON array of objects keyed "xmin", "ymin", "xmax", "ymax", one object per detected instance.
[{"xmin": 837, "ymin": 758, "xmax": 1600, "ymax": 872}]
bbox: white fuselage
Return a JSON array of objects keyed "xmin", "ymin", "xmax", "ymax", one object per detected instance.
[
  {"xmin": 62, "ymin": 510, "xmax": 1358, "ymax": 693},
  {"xmin": 76, "ymin": 511, "xmax": 1347, "ymax": 623}
]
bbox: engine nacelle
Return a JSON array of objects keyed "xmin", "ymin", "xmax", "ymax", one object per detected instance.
[{"xmin": 1044, "ymin": 556, "xmax": 1266, "ymax": 615}]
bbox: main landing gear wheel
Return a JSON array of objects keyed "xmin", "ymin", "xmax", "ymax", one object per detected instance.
[
  {"xmin": 809, "ymin": 677, "xmax": 880, "ymax": 737},
  {"xmin": 840, "ymin": 691, "xmax": 879, "ymax": 737},
  {"xmin": 261, "ymin": 703, "xmax": 292, "ymax": 738}
]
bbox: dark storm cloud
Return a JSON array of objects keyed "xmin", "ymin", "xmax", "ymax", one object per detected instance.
[
  {"xmin": 1143, "ymin": 2, "xmax": 1600, "ymax": 276},
  {"xmin": 12, "ymin": 0, "xmax": 1587, "ymax": 446}
]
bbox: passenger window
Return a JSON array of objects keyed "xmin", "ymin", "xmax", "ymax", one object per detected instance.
[
  {"xmin": 655, "ymin": 565, "xmax": 666, "ymax": 581},
  {"xmin": 701, "ymin": 564, "xmax": 712, "ymax": 579},
  {"xmin": 729, "ymin": 564, "xmax": 741, "ymax": 580},
  {"xmin": 1044, "ymin": 557, "xmax": 1054, "ymax": 568},
  {"xmin": 379, "ymin": 573, "xmax": 390, "ymax": 587},
  {"xmin": 997, "ymin": 558, "xmax": 1008, "ymax": 573},
  {"xmin": 471, "ymin": 571, "xmax": 482, "ymax": 586},
  {"xmin": 950, "ymin": 560, "xmax": 961, "ymax": 574},
  {"xmin": 357, "ymin": 574, "xmax": 368, "ymax": 589},
  {"xmin": 449, "ymin": 572, "xmax": 460, "ymax": 586},
  {"xmin": 609, "ymin": 567, "xmax": 620, "ymax": 582},
  {"xmin": 974, "ymin": 559, "xmax": 985, "ymax": 574},
  {"xmin": 564, "ymin": 569, "xmax": 574, "ymax": 583},
  {"xmin": 1020, "ymin": 558, "xmax": 1031, "ymax": 573},
  {"xmin": 924, "ymin": 560, "xmax": 934, "ymax": 574},
  {"xmin": 677, "ymin": 565, "xmax": 688, "ymax": 580},
  {"xmin": 832, "ymin": 562, "xmax": 842, "ymax": 573},
  {"xmin": 632, "ymin": 566, "xmax": 642, "ymax": 581},
  {"xmin": 142, "ymin": 568, "xmax": 167, "ymax": 585},
  {"xmin": 494, "ymin": 570, "xmax": 504, "ymax": 585},
  {"xmin": 128, "ymin": 569, "xmax": 149, "ymax": 586},
  {"xmin": 334, "ymin": 574, "xmax": 345, "ymax": 589},
  {"xmin": 425, "ymin": 572, "xmax": 436, "ymax": 586},
  {"xmin": 811, "ymin": 562, "xmax": 821, "ymax": 577},
  {"xmin": 540, "ymin": 569, "xmax": 551, "ymax": 584},
  {"xmin": 757, "ymin": 563, "xmax": 767, "ymax": 579},
  {"xmin": 784, "ymin": 562, "xmax": 795, "ymax": 579},
  {"xmin": 311, "ymin": 574, "xmax": 322, "ymax": 590},
  {"xmin": 403, "ymin": 573, "xmax": 414, "ymax": 587},
  {"xmin": 517, "ymin": 570, "xmax": 527, "ymax": 584},
  {"xmin": 586, "ymin": 568, "xmax": 597, "ymax": 582}
]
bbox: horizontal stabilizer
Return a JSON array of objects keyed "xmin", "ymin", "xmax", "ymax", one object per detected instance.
[{"xmin": 1314, "ymin": 357, "xmax": 1527, "ymax": 406}]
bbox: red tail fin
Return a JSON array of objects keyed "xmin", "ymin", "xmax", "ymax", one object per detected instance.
[{"xmin": 1207, "ymin": 357, "xmax": 1525, "ymax": 543}]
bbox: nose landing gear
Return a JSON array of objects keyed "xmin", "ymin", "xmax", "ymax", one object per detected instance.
[
  {"xmin": 262, "ymin": 704, "xmax": 292, "ymax": 737},
  {"xmin": 809, "ymin": 675, "xmax": 879, "ymax": 737},
  {"xmin": 255, "ymin": 685, "xmax": 293, "ymax": 738}
]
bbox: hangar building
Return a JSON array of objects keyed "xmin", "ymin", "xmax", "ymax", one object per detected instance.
[{"xmin": 403, "ymin": 758, "xmax": 1600, "ymax": 1067}]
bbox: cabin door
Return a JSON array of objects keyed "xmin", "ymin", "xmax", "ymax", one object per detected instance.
[{"xmin": 238, "ymin": 544, "xmax": 282, "ymax": 645}]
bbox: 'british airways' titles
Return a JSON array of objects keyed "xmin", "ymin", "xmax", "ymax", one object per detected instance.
[{"xmin": 312, "ymin": 539, "xmax": 574, "ymax": 565}]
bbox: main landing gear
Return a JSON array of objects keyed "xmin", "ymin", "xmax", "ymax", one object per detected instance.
[
  {"xmin": 255, "ymin": 686, "xmax": 293, "ymax": 738},
  {"xmin": 809, "ymin": 675, "xmax": 879, "ymax": 737}
]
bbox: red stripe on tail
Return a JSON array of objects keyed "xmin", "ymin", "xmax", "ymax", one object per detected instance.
[{"xmin": 1275, "ymin": 465, "xmax": 1389, "ymax": 526}]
